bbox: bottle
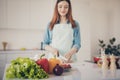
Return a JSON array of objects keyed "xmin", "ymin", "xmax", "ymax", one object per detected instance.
[
  {"xmin": 101, "ymin": 53, "xmax": 108, "ymax": 70},
  {"xmin": 101, "ymin": 53, "xmax": 108, "ymax": 78},
  {"xmin": 110, "ymin": 54, "xmax": 116, "ymax": 77},
  {"xmin": 110, "ymin": 54, "xmax": 116, "ymax": 70}
]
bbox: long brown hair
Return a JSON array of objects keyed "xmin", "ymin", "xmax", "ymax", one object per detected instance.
[{"xmin": 49, "ymin": 0, "xmax": 76, "ymax": 30}]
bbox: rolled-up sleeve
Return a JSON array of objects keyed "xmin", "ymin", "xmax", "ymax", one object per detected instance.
[
  {"xmin": 72, "ymin": 21, "xmax": 81, "ymax": 51},
  {"xmin": 43, "ymin": 23, "xmax": 52, "ymax": 49}
]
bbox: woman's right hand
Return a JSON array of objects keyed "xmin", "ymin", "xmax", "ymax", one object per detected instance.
[{"xmin": 45, "ymin": 45, "xmax": 59, "ymax": 57}]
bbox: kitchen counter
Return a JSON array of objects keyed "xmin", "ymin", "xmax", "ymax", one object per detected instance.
[
  {"xmin": 3, "ymin": 61, "xmax": 120, "ymax": 80},
  {"xmin": 78, "ymin": 61, "xmax": 120, "ymax": 80},
  {"xmin": 0, "ymin": 49, "xmax": 45, "ymax": 54}
]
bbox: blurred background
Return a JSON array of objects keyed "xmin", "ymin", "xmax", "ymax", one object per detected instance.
[{"xmin": 0, "ymin": 0, "xmax": 120, "ymax": 61}]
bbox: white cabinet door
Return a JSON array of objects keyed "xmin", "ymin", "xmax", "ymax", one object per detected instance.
[
  {"xmin": 0, "ymin": 53, "xmax": 6, "ymax": 67},
  {"xmin": 0, "ymin": 0, "xmax": 7, "ymax": 28},
  {"xmin": 0, "ymin": 0, "xmax": 53, "ymax": 29},
  {"xmin": 0, "ymin": 53, "xmax": 6, "ymax": 80},
  {"xmin": 7, "ymin": 0, "xmax": 29, "ymax": 29}
]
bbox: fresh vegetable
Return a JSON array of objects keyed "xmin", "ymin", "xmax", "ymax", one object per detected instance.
[
  {"xmin": 60, "ymin": 63, "xmax": 71, "ymax": 69},
  {"xmin": 60, "ymin": 63, "xmax": 72, "ymax": 72},
  {"xmin": 36, "ymin": 54, "xmax": 49, "ymax": 73},
  {"xmin": 6, "ymin": 57, "xmax": 49, "ymax": 79},
  {"xmin": 49, "ymin": 56, "xmax": 61, "ymax": 74},
  {"xmin": 53, "ymin": 64, "xmax": 63, "ymax": 76}
]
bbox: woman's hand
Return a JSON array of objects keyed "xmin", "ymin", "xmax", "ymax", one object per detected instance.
[
  {"xmin": 64, "ymin": 52, "xmax": 72, "ymax": 62},
  {"xmin": 45, "ymin": 45, "xmax": 59, "ymax": 57},
  {"xmin": 64, "ymin": 47, "xmax": 78, "ymax": 63}
]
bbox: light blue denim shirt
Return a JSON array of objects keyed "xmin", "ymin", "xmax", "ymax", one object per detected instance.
[{"xmin": 43, "ymin": 20, "xmax": 81, "ymax": 52}]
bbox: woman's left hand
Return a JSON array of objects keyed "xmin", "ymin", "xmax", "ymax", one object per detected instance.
[
  {"xmin": 64, "ymin": 52, "xmax": 72, "ymax": 62},
  {"xmin": 64, "ymin": 48, "xmax": 77, "ymax": 63}
]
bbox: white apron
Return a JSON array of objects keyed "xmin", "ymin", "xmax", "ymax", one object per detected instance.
[{"xmin": 48, "ymin": 23, "xmax": 77, "ymax": 62}]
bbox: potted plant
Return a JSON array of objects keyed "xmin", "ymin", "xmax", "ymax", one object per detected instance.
[
  {"xmin": 99, "ymin": 37, "xmax": 120, "ymax": 56},
  {"xmin": 94, "ymin": 37, "xmax": 120, "ymax": 68}
]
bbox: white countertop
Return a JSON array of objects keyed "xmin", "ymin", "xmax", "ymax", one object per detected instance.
[
  {"xmin": 3, "ymin": 61, "xmax": 120, "ymax": 80},
  {"xmin": 77, "ymin": 61, "xmax": 120, "ymax": 80}
]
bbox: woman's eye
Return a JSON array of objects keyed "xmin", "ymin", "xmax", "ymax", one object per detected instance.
[
  {"xmin": 58, "ymin": 6, "xmax": 62, "ymax": 8},
  {"xmin": 64, "ymin": 6, "xmax": 68, "ymax": 9},
  {"xmin": 58, "ymin": 6, "xmax": 69, "ymax": 9}
]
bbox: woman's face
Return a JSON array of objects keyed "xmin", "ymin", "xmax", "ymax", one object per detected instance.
[{"xmin": 57, "ymin": 1, "xmax": 69, "ymax": 17}]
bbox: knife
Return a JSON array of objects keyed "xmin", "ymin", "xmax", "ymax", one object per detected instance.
[
  {"xmin": 84, "ymin": 60, "xmax": 95, "ymax": 63},
  {"xmin": 58, "ymin": 55, "xmax": 68, "ymax": 61}
]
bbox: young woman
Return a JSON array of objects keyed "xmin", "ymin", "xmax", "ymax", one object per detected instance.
[{"xmin": 43, "ymin": 0, "xmax": 81, "ymax": 63}]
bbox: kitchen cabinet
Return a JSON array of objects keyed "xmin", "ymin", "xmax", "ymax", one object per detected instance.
[
  {"xmin": 0, "ymin": 0, "xmax": 53, "ymax": 30},
  {"xmin": 0, "ymin": 53, "xmax": 6, "ymax": 67},
  {"xmin": 0, "ymin": 0, "xmax": 7, "ymax": 28},
  {"xmin": 0, "ymin": 53, "xmax": 6, "ymax": 79},
  {"xmin": 0, "ymin": 50, "xmax": 47, "ymax": 80}
]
